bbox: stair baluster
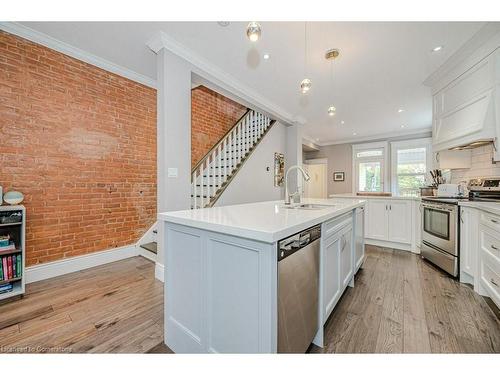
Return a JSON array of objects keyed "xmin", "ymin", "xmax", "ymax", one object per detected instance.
[{"xmin": 191, "ymin": 109, "xmax": 274, "ymax": 209}]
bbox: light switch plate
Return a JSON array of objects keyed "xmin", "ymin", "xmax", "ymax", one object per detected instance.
[{"xmin": 167, "ymin": 168, "xmax": 178, "ymax": 178}]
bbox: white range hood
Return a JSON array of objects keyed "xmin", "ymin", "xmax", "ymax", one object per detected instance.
[{"xmin": 427, "ymin": 26, "xmax": 500, "ymax": 161}]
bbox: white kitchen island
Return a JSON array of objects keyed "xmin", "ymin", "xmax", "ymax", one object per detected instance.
[{"xmin": 158, "ymin": 198, "xmax": 366, "ymax": 353}]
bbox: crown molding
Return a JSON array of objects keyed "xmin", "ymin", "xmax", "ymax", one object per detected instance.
[
  {"xmin": 316, "ymin": 127, "xmax": 433, "ymax": 147},
  {"xmin": 423, "ymin": 22, "xmax": 500, "ymax": 90},
  {"xmin": 0, "ymin": 22, "xmax": 156, "ymax": 89},
  {"xmin": 147, "ymin": 31, "xmax": 296, "ymax": 126}
]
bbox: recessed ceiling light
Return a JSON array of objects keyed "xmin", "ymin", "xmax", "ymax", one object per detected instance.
[
  {"xmin": 340, "ymin": 120, "xmax": 345, "ymax": 125},
  {"xmin": 263, "ymin": 53, "xmax": 270, "ymax": 60},
  {"xmin": 401, "ymin": 124, "xmax": 406, "ymax": 128},
  {"xmin": 398, "ymin": 108, "xmax": 404, "ymax": 113},
  {"xmin": 432, "ymin": 45, "xmax": 443, "ymax": 52},
  {"xmin": 217, "ymin": 21, "xmax": 230, "ymax": 27},
  {"xmin": 353, "ymin": 132, "xmax": 357, "ymax": 136}
]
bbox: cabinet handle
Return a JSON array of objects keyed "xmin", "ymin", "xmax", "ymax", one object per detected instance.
[
  {"xmin": 491, "ymin": 219, "xmax": 498, "ymax": 224},
  {"xmin": 389, "ymin": 205, "xmax": 392, "ymax": 211},
  {"xmin": 492, "ymin": 245, "xmax": 498, "ymax": 251},
  {"xmin": 491, "ymin": 278, "xmax": 499, "ymax": 287},
  {"xmin": 341, "ymin": 235, "xmax": 346, "ymax": 252}
]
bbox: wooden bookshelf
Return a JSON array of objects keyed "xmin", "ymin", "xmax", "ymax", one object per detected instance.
[{"xmin": 0, "ymin": 205, "xmax": 25, "ymax": 300}]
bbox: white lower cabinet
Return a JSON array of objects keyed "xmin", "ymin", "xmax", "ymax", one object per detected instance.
[
  {"xmin": 354, "ymin": 206, "xmax": 365, "ymax": 271},
  {"xmin": 460, "ymin": 206, "xmax": 500, "ymax": 310},
  {"xmin": 478, "ymin": 212, "xmax": 500, "ymax": 308},
  {"xmin": 322, "ymin": 214, "xmax": 354, "ymax": 324},
  {"xmin": 323, "ymin": 232, "xmax": 342, "ymax": 320},
  {"xmin": 459, "ymin": 207, "xmax": 478, "ymax": 283},
  {"xmin": 340, "ymin": 226, "xmax": 353, "ymax": 289},
  {"xmin": 366, "ymin": 200, "xmax": 387, "ymax": 240},
  {"xmin": 366, "ymin": 199, "xmax": 412, "ymax": 245}
]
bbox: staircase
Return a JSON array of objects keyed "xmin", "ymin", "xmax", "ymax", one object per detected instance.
[{"xmin": 191, "ymin": 109, "xmax": 275, "ymax": 209}]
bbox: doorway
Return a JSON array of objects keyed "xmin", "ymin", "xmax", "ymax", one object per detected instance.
[{"xmin": 303, "ymin": 159, "xmax": 328, "ymax": 199}]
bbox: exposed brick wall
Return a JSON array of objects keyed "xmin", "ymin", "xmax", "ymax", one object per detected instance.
[
  {"xmin": 0, "ymin": 31, "xmax": 157, "ymax": 266},
  {"xmin": 191, "ymin": 86, "xmax": 247, "ymax": 168}
]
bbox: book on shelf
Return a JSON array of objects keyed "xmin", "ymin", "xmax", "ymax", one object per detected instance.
[
  {"xmin": 0, "ymin": 254, "xmax": 22, "ymax": 281},
  {"xmin": 0, "ymin": 283, "xmax": 13, "ymax": 294},
  {"xmin": 0, "ymin": 243, "xmax": 16, "ymax": 251}
]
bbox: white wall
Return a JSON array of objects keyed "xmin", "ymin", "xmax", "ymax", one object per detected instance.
[
  {"xmin": 450, "ymin": 144, "xmax": 500, "ymax": 183},
  {"xmin": 215, "ymin": 122, "xmax": 286, "ymax": 206}
]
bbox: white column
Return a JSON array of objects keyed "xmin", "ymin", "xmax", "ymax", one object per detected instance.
[
  {"xmin": 155, "ymin": 47, "xmax": 192, "ymax": 281},
  {"xmin": 285, "ymin": 123, "xmax": 304, "ymax": 199}
]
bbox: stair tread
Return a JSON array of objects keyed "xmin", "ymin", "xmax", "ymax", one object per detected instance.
[{"xmin": 140, "ymin": 242, "xmax": 157, "ymax": 254}]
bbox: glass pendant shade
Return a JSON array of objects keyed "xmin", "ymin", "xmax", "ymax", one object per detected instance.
[
  {"xmin": 328, "ymin": 106, "xmax": 336, "ymax": 116},
  {"xmin": 246, "ymin": 22, "xmax": 262, "ymax": 42},
  {"xmin": 300, "ymin": 78, "xmax": 312, "ymax": 94}
]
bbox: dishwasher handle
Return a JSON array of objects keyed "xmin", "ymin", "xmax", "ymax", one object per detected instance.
[{"xmin": 278, "ymin": 225, "xmax": 321, "ymax": 262}]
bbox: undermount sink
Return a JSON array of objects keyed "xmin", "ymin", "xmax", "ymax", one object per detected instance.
[{"xmin": 283, "ymin": 203, "xmax": 331, "ymax": 210}]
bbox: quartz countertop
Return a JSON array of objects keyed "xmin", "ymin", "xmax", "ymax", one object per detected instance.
[
  {"xmin": 458, "ymin": 201, "xmax": 500, "ymax": 216},
  {"xmin": 330, "ymin": 193, "xmax": 421, "ymax": 201},
  {"xmin": 158, "ymin": 198, "xmax": 366, "ymax": 243}
]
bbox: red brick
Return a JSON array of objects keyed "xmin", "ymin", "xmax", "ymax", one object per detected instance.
[{"xmin": 0, "ymin": 31, "xmax": 157, "ymax": 266}]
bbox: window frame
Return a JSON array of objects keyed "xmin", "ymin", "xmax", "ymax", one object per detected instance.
[
  {"xmin": 352, "ymin": 141, "xmax": 389, "ymax": 193},
  {"xmin": 390, "ymin": 138, "xmax": 432, "ymax": 196}
]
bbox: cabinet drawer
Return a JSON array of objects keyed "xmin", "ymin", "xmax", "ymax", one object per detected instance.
[
  {"xmin": 480, "ymin": 211, "xmax": 500, "ymax": 232},
  {"xmin": 323, "ymin": 213, "xmax": 352, "ymax": 240},
  {"xmin": 480, "ymin": 225, "xmax": 500, "ymax": 261},
  {"xmin": 480, "ymin": 250, "xmax": 500, "ymax": 306}
]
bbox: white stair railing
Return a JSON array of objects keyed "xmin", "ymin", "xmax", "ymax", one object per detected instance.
[{"xmin": 191, "ymin": 109, "xmax": 273, "ymax": 209}]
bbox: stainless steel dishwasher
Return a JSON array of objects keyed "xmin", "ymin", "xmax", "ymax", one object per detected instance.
[{"xmin": 277, "ymin": 224, "xmax": 321, "ymax": 353}]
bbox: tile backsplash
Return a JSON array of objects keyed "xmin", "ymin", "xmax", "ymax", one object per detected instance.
[{"xmin": 450, "ymin": 144, "xmax": 500, "ymax": 183}]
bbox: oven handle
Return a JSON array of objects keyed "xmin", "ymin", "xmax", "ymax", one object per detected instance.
[{"xmin": 421, "ymin": 202, "xmax": 456, "ymax": 212}]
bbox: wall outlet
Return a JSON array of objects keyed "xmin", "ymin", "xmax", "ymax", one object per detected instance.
[{"xmin": 167, "ymin": 168, "xmax": 178, "ymax": 178}]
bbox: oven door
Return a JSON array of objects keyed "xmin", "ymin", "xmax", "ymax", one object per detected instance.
[{"xmin": 421, "ymin": 202, "xmax": 457, "ymax": 256}]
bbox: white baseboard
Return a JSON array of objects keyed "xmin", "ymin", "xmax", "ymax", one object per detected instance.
[
  {"xmin": 155, "ymin": 262, "xmax": 164, "ymax": 282},
  {"xmin": 365, "ymin": 238, "xmax": 412, "ymax": 252},
  {"xmin": 26, "ymin": 245, "xmax": 137, "ymax": 284}
]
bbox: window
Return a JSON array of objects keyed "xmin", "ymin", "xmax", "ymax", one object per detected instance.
[
  {"xmin": 391, "ymin": 138, "xmax": 432, "ymax": 196},
  {"xmin": 352, "ymin": 142, "xmax": 388, "ymax": 193}
]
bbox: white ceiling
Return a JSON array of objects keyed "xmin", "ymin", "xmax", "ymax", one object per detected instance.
[{"xmin": 20, "ymin": 21, "xmax": 485, "ymax": 144}]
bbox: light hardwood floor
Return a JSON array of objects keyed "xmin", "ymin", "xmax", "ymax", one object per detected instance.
[
  {"xmin": 0, "ymin": 246, "xmax": 498, "ymax": 353},
  {"xmin": 0, "ymin": 256, "xmax": 164, "ymax": 353},
  {"xmin": 310, "ymin": 245, "xmax": 500, "ymax": 353}
]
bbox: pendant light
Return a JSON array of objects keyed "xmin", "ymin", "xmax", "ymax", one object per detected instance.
[
  {"xmin": 300, "ymin": 22, "xmax": 311, "ymax": 94},
  {"xmin": 246, "ymin": 22, "xmax": 262, "ymax": 42},
  {"xmin": 325, "ymin": 48, "xmax": 340, "ymax": 116}
]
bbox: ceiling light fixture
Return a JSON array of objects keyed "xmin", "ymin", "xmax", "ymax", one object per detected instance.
[
  {"xmin": 217, "ymin": 21, "xmax": 230, "ymax": 27},
  {"xmin": 246, "ymin": 22, "xmax": 261, "ymax": 42},
  {"xmin": 398, "ymin": 108, "xmax": 404, "ymax": 113},
  {"xmin": 353, "ymin": 132, "xmax": 357, "ymax": 136},
  {"xmin": 341, "ymin": 120, "xmax": 345, "ymax": 125},
  {"xmin": 325, "ymin": 48, "xmax": 340, "ymax": 116},
  {"xmin": 300, "ymin": 22, "xmax": 311, "ymax": 94},
  {"xmin": 263, "ymin": 53, "xmax": 270, "ymax": 60},
  {"xmin": 401, "ymin": 124, "xmax": 406, "ymax": 128},
  {"xmin": 432, "ymin": 45, "xmax": 443, "ymax": 52}
]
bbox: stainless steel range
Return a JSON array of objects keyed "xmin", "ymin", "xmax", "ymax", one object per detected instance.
[{"xmin": 420, "ymin": 177, "xmax": 500, "ymax": 277}]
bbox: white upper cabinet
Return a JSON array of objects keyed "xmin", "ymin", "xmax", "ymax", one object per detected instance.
[
  {"xmin": 426, "ymin": 26, "xmax": 500, "ymax": 160},
  {"xmin": 432, "ymin": 52, "xmax": 497, "ymax": 152}
]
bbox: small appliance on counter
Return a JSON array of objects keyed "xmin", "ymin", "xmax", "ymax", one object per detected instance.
[
  {"xmin": 420, "ymin": 178, "xmax": 500, "ymax": 277},
  {"xmin": 419, "ymin": 186, "xmax": 437, "ymax": 197},
  {"xmin": 436, "ymin": 183, "xmax": 465, "ymax": 197}
]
